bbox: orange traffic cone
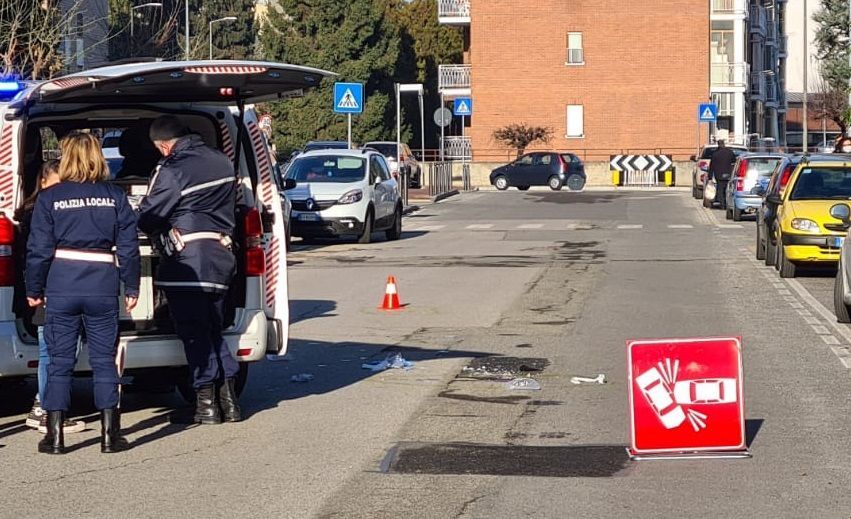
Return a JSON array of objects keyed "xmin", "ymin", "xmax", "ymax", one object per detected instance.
[{"xmin": 379, "ymin": 275, "xmax": 403, "ymax": 310}]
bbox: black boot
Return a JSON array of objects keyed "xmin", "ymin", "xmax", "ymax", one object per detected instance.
[
  {"xmin": 218, "ymin": 377, "xmax": 242, "ymax": 423},
  {"xmin": 100, "ymin": 408, "xmax": 130, "ymax": 453},
  {"xmin": 38, "ymin": 411, "xmax": 65, "ymax": 454},
  {"xmin": 194, "ymin": 384, "xmax": 222, "ymax": 424}
]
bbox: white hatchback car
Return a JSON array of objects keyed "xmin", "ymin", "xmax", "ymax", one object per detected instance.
[{"xmin": 285, "ymin": 149, "xmax": 403, "ymax": 243}]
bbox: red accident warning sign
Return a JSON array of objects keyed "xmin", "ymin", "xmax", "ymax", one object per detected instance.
[{"xmin": 627, "ymin": 337, "xmax": 747, "ymax": 457}]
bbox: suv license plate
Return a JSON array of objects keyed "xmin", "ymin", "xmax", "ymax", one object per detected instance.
[
  {"xmin": 831, "ymin": 236, "xmax": 844, "ymax": 248},
  {"xmin": 299, "ymin": 213, "xmax": 319, "ymax": 222}
]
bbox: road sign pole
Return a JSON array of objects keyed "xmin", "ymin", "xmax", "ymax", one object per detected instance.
[
  {"xmin": 440, "ymin": 94, "xmax": 445, "ymax": 162},
  {"xmin": 347, "ymin": 114, "xmax": 352, "ymax": 149}
]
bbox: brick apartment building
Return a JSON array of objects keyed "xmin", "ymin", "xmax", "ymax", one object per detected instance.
[{"xmin": 438, "ymin": 0, "xmax": 786, "ymax": 162}]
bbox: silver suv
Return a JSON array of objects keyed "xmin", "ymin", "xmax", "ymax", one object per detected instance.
[{"xmin": 363, "ymin": 141, "xmax": 421, "ymax": 188}]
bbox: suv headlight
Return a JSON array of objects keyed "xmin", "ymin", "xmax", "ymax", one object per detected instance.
[
  {"xmin": 338, "ymin": 189, "xmax": 363, "ymax": 204},
  {"xmin": 791, "ymin": 218, "xmax": 820, "ymax": 233}
]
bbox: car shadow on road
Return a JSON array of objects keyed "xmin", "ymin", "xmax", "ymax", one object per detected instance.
[
  {"xmin": 290, "ymin": 299, "xmax": 338, "ymax": 325},
  {"xmin": 288, "ymin": 231, "xmax": 429, "ymax": 254},
  {"xmin": 524, "ymin": 192, "xmax": 620, "ymax": 205},
  {"xmin": 239, "ymin": 337, "xmax": 493, "ymax": 419}
]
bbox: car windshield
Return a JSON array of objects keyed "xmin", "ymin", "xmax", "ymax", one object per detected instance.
[
  {"xmin": 700, "ymin": 146, "xmax": 747, "ymax": 159},
  {"xmin": 286, "ymin": 156, "xmax": 366, "ymax": 183},
  {"xmin": 747, "ymin": 158, "xmax": 782, "ymax": 177},
  {"xmin": 789, "ymin": 167, "xmax": 851, "ymax": 200},
  {"xmin": 367, "ymin": 143, "xmax": 396, "ymax": 157}
]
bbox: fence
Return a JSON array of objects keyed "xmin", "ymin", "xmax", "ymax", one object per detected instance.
[{"xmin": 428, "ymin": 162, "xmax": 454, "ymax": 197}]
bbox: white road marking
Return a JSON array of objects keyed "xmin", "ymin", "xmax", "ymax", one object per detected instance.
[
  {"xmin": 789, "ymin": 302, "xmax": 804, "ymax": 309},
  {"xmin": 822, "ymin": 335, "xmax": 841, "ymax": 345},
  {"xmin": 667, "ymin": 224, "xmax": 694, "ymax": 229},
  {"xmin": 466, "ymin": 224, "xmax": 494, "ymax": 230},
  {"xmin": 804, "ymin": 315, "xmax": 820, "ymax": 325},
  {"xmin": 786, "ymin": 278, "xmax": 851, "ymax": 346},
  {"xmin": 812, "ymin": 325, "xmax": 831, "ymax": 335},
  {"xmin": 717, "ymin": 224, "xmax": 744, "ymax": 229},
  {"xmin": 518, "ymin": 223, "xmax": 544, "ymax": 229},
  {"xmin": 778, "ymin": 289, "xmax": 792, "ymax": 296},
  {"xmin": 415, "ymin": 225, "xmax": 446, "ymax": 231},
  {"xmin": 616, "ymin": 224, "xmax": 644, "ymax": 230},
  {"xmin": 832, "ymin": 347, "xmax": 851, "ymax": 368}
]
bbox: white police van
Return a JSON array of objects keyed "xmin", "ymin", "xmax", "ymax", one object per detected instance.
[{"xmin": 0, "ymin": 61, "xmax": 333, "ymax": 398}]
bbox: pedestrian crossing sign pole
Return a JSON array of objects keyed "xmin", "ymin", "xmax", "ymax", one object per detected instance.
[
  {"xmin": 697, "ymin": 102, "xmax": 718, "ymax": 158},
  {"xmin": 334, "ymin": 82, "xmax": 364, "ymax": 149}
]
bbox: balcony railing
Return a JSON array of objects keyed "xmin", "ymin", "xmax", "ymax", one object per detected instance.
[
  {"xmin": 779, "ymin": 35, "xmax": 788, "ymax": 57},
  {"xmin": 439, "ymin": 64, "xmax": 471, "ymax": 91},
  {"xmin": 749, "ymin": 6, "xmax": 766, "ymax": 34},
  {"xmin": 711, "ymin": 63, "xmax": 748, "ymax": 88},
  {"xmin": 750, "ymin": 72, "xmax": 766, "ymax": 97},
  {"xmin": 711, "ymin": 0, "xmax": 747, "ymax": 15},
  {"xmin": 766, "ymin": 20, "xmax": 777, "ymax": 44},
  {"xmin": 437, "ymin": 0, "xmax": 470, "ymax": 24},
  {"xmin": 442, "ymin": 136, "xmax": 471, "ymax": 160},
  {"xmin": 765, "ymin": 78, "xmax": 778, "ymax": 104}
]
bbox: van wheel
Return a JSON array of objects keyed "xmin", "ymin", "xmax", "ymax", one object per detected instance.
[
  {"xmin": 494, "ymin": 175, "xmax": 509, "ymax": 191},
  {"xmin": 778, "ymin": 245, "xmax": 797, "ymax": 278},
  {"xmin": 548, "ymin": 175, "xmax": 563, "ymax": 191},
  {"xmin": 175, "ymin": 363, "xmax": 249, "ymax": 405},
  {"xmin": 835, "ymin": 268, "xmax": 851, "ymax": 323},
  {"xmin": 755, "ymin": 223, "xmax": 766, "ymax": 261},
  {"xmin": 358, "ymin": 210, "xmax": 373, "ymax": 244},
  {"xmin": 732, "ymin": 207, "xmax": 743, "ymax": 222},
  {"xmin": 385, "ymin": 205, "xmax": 402, "ymax": 241}
]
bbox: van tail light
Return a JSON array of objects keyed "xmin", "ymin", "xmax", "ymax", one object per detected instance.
[
  {"xmin": 0, "ymin": 214, "xmax": 14, "ymax": 286},
  {"xmin": 779, "ymin": 166, "xmax": 793, "ymax": 190},
  {"xmin": 736, "ymin": 159, "xmax": 748, "ymax": 178},
  {"xmin": 698, "ymin": 160, "xmax": 710, "ymax": 171},
  {"xmin": 244, "ymin": 208, "xmax": 266, "ymax": 276}
]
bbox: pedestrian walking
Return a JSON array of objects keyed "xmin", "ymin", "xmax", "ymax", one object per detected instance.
[
  {"xmin": 834, "ymin": 136, "xmax": 851, "ymax": 154},
  {"xmin": 16, "ymin": 160, "xmax": 85, "ymax": 435},
  {"xmin": 26, "ymin": 132, "xmax": 140, "ymax": 454},
  {"xmin": 708, "ymin": 138, "xmax": 736, "ymax": 208},
  {"xmin": 138, "ymin": 115, "xmax": 241, "ymax": 425}
]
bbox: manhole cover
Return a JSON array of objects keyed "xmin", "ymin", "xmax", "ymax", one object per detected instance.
[
  {"xmin": 460, "ymin": 357, "xmax": 549, "ymax": 380},
  {"xmin": 382, "ymin": 442, "xmax": 630, "ymax": 477}
]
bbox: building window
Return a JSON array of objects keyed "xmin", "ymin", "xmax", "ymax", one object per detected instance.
[
  {"xmin": 711, "ymin": 93, "xmax": 735, "ymax": 116},
  {"xmin": 566, "ymin": 105, "xmax": 584, "ymax": 138},
  {"xmin": 566, "ymin": 32, "xmax": 583, "ymax": 65}
]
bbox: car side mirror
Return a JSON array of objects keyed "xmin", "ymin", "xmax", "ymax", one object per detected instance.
[
  {"xmin": 282, "ymin": 178, "xmax": 297, "ymax": 191},
  {"xmin": 766, "ymin": 194, "xmax": 782, "ymax": 205},
  {"xmin": 689, "ymin": 155, "xmax": 696, "ymax": 161},
  {"xmin": 830, "ymin": 203, "xmax": 851, "ymax": 224}
]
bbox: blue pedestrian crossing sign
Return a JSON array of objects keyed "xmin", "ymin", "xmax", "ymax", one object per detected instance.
[
  {"xmin": 453, "ymin": 97, "xmax": 472, "ymax": 116},
  {"xmin": 698, "ymin": 103, "xmax": 718, "ymax": 123},
  {"xmin": 334, "ymin": 82, "xmax": 363, "ymax": 114}
]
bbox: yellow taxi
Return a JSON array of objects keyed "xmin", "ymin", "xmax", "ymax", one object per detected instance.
[{"xmin": 771, "ymin": 158, "xmax": 851, "ymax": 278}]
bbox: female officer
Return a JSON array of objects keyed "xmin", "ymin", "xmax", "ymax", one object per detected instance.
[{"xmin": 26, "ymin": 132, "xmax": 141, "ymax": 454}]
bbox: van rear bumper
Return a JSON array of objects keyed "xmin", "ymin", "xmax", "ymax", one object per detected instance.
[{"xmin": 0, "ymin": 308, "xmax": 269, "ymax": 378}]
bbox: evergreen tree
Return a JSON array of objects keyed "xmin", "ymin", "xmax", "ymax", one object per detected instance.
[
  {"xmin": 813, "ymin": 0, "xmax": 851, "ymax": 95},
  {"xmin": 259, "ymin": 0, "xmax": 403, "ymax": 155}
]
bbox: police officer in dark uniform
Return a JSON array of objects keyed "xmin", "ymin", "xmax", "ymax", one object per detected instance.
[
  {"xmin": 138, "ymin": 115, "xmax": 241, "ymax": 425},
  {"xmin": 27, "ymin": 132, "xmax": 140, "ymax": 454},
  {"xmin": 708, "ymin": 138, "xmax": 737, "ymax": 208}
]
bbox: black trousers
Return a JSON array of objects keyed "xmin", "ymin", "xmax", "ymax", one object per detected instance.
[
  {"xmin": 714, "ymin": 179, "xmax": 729, "ymax": 208},
  {"xmin": 166, "ymin": 291, "xmax": 239, "ymax": 388}
]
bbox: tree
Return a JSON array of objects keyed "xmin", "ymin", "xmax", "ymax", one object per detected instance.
[
  {"xmin": 108, "ymin": 0, "xmax": 180, "ymax": 61},
  {"xmin": 259, "ymin": 0, "xmax": 403, "ymax": 155},
  {"xmin": 812, "ymin": 72, "xmax": 849, "ymax": 136},
  {"xmin": 813, "ymin": 0, "xmax": 851, "ymax": 128},
  {"xmin": 492, "ymin": 124, "xmax": 553, "ymax": 158},
  {"xmin": 0, "ymin": 0, "xmax": 78, "ymax": 79}
]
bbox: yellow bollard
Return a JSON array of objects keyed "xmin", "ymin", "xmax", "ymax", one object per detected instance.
[
  {"xmin": 611, "ymin": 170, "xmax": 621, "ymax": 186},
  {"xmin": 664, "ymin": 169, "xmax": 675, "ymax": 187}
]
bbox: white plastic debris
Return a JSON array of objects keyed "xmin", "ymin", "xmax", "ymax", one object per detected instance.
[
  {"xmin": 361, "ymin": 353, "xmax": 414, "ymax": 372},
  {"xmin": 570, "ymin": 374, "xmax": 606, "ymax": 385},
  {"xmin": 507, "ymin": 377, "xmax": 541, "ymax": 391},
  {"xmin": 290, "ymin": 373, "xmax": 315, "ymax": 383}
]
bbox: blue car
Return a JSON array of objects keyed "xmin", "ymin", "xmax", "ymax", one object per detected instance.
[{"xmin": 724, "ymin": 153, "xmax": 783, "ymax": 221}]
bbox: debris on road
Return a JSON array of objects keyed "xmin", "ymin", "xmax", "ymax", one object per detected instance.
[
  {"xmin": 460, "ymin": 356, "xmax": 550, "ymax": 381},
  {"xmin": 570, "ymin": 374, "xmax": 606, "ymax": 385},
  {"xmin": 290, "ymin": 373, "xmax": 315, "ymax": 383},
  {"xmin": 507, "ymin": 378, "xmax": 542, "ymax": 391},
  {"xmin": 362, "ymin": 353, "xmax": 414, "ymax": 372}
]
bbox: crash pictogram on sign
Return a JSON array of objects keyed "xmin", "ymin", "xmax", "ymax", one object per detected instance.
[{"xmin": 627, "ymin": 337, "xmax": 749, "ymax": 459}]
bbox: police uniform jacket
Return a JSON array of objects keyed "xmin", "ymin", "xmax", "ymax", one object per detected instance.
[
  {"xmin": 709, "ymin": 146, "xmax": 736, "ymax": 181},
  {"xmin": 26, "ymin": 182, "xmax": 141, "ymax": 298},
  {"xmin": 137, "ymin": 134, "xmax": 236, "ymax": 293}
]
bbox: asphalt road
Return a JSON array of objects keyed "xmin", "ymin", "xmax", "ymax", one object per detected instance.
[{"xmin": 1, "ymin": 187, "xmax": 851, "ymax": 518}]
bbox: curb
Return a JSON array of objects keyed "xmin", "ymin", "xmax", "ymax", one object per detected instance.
[
  {"xmin": 402, "ymin": 204, "xmax": 421, "ymax": 215},
  {"xmin": 432, "ymin": 189, "xmax": 460, "ymax": 203}
]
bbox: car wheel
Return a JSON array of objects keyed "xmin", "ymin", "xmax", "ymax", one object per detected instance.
[
  {"xmin": 778, "ymin": 244, "xmax": 796, "ymax": 278},
  {"xmin": 765, "ymin": 230, "xmax": 777, "ymax": 266},
  {"xmin": 494, "ymin": 175, "xmax": 509, "ymax": 191},
  {"xmin": 725, "ymin": 207, "xmax": 733, "ymax": 220},
  {"xmin": 548, "ymin": 175, "xmax": 563, "ymax": 191},
  {"xmin": 755, "ymin": 223, "xmax": 766, "ymax": 261},
  {"xmin": 566, "ymin": 174, "xmax": 585, "ymax": 191},
  {"xmin": 284, "ymin": 221, "xmax": 292, "ymax": 251},
  {"xmin": 357, "ymin": 209, "xmax": 373, "ymax": 244},
  {"xmin": 703, "ymin": 195, "xmax": 712, "ymax": 209},
  {"xmin": 517, "ymin": 185, "xmax": 530, "ymax": 191},
  {"xmin": 732, "ymin": 206, "xmax": 743, "ymax": 222},
  {"xmin": 692, "ymin": 183, "xmax": 700, "ymax": 199},
  {"xmin": 385, "ymin": 205, "xmax": 402, "ymax": 241},
  {"xmin": 835, "ymin": 266, "xmax": 851, "ymax": 323}
]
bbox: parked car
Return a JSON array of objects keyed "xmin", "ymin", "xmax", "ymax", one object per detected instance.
[
  {"xmin": 832, "ymin": 202, "xmax": 851, "ymax": 322},
  {"xmin": 724, "ymin": 153, "xmax": 783, "ymax": 221},
  {"xmin": 362, "ymin": 141, "xmax": 421, "ymax": 188},
  {"xmin": 489, "ymin": 151, "xmax": 586, "ymax": 191},
  {"xmin": 755, "ymin": 155, "xmax": 803, "ymax": 265},
  {"xmin": 769, "ymin": 158, "xmax": 851, "ymax": 277},
  {"xmin": 284, "ymin": 149, "xmax": 403, "ymax": 243},
  {"xmin": 0, "ymin": 60, "xmax": 331, "ymax": 396},
  {"xmin": 690, "ymin": 144, "xmax": 748, "ymax": 199},
  {"xmin": 303, "ymin": 140, "xmax": 351, "ymax": 152}
]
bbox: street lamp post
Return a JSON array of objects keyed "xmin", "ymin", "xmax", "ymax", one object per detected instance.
[
  {"xmin": 209, "ymin": 16, "xmax": 238, "ymax": 60},
  {"xmin": 129, "ymin": 2, "xmax": 162, "ymax": 56}
]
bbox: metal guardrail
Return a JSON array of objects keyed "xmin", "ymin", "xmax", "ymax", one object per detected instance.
[
  {"xmin": 428, "ymin": 162, "xmax": 454, "ymax": 197},
  {"xmin": 438, "ymin": 64, "xmax": 472, "ymax": 91},
  {"xmin": 442, "ymin": 136, "xmax": 472, "ymax": 160},
  {"xmin": 437, "ymin": 0, "xmax": 470, "ymax": 18}
]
